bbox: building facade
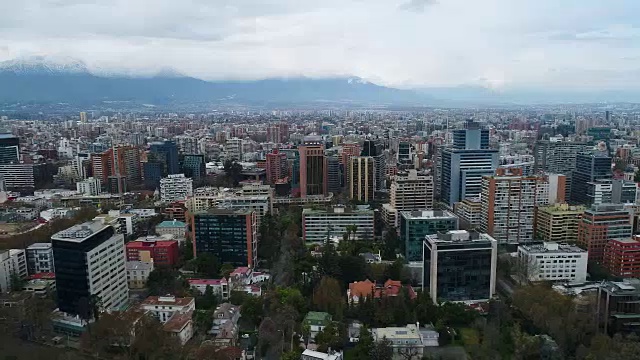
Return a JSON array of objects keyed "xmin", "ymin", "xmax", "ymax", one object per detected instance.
[
  {"xmin": 160, "ymin": 174, "xmax": 193, "ymax": 202},
  {"xmin": 52, "ymin": 221, "xmax": 128, "ymax": 317},
  {"xmin": 302, "ymin": 206, "xmax": 375, "ymax": 243},
  {"xmin": 534, "ymin": 204, "xmax": 585, "ymax": 243},
  {"xmin": 26, "ymin": 242, "xmax": 55, "ymax": 274},
  {"xmin": 571, "ymin": 152, "xmax": 612, "ymax": 205},
  {"xmin": 577, "ymin": 204, "xmax": 634, "ymax": 264},
  {"xmin": 299, "ymin": 136, "xmax": 327, "ymax": 198},
  {"xmin": 516, "ymin": 242, "xmax": 588, "ymax": 282},
  {"xmin": 422, "ymin": 230, "xmax": 497, "ymax": 303},
  {"xmin": 126, "ymin": 238, "xmax": 180, "ymax": 267},
  {"xmin": 400, "ymin": 210, "xmax": 459, "ymax": 262},
  {"xmin": 348, "ymin": 156, "xmax": 375, "ymax": 202},
  {"xmin": 77, "ymin": 177, "xmax": 101, "ymax": 196},
  {"xmin": 604, "ymin": 237, "xmax": 640, "ymax": 278},
  {"xmin": 191, "ymin": 208, "xmax": 258, "ymax": 267}
]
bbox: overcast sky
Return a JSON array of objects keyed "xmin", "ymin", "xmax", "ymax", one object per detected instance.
[{"xmin": 1, "ymin": 0, "xmax": 639, "ymax": 90}]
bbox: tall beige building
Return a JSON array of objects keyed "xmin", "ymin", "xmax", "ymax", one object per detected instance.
[
  {"xmin": 349, "ymin": 156, "xmax": 375, "ymax": 203},
  {"xmin": 534, "ymin": 204, "xmax": 586, "ymax": 243},
  {"xmin": 383, "ymin": 170, "xmax": 434, "ymax": 227}
]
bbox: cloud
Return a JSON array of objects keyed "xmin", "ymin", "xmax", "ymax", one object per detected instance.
[
  {"xmin": 0, "ymin": 0, "xmax": 639, "ymax": 90},
  {"xmin": 398, "ymin": 0, "xmax": 438, "ymax": 13}
]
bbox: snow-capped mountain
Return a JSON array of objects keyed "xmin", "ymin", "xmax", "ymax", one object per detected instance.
[{"xmin": 0, "ymin": 56, "xmax": 89, "ymax": 75}]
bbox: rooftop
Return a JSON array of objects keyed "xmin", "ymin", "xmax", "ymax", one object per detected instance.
[
  {"xmin": 303, "ymin": 206, "xmax": 374, "ymax": 215},
  {"xmin": 374, "ymin": 324, "xmax": 422, "ymax": 340},
  {"xmin": 141, "ymin": 295, "xmax": 194, "ymax": 307},
  {"xmin": 163, "ymin": 311, "xmax": 193, "ymax": 333},
  {"xmin": 400, "ymin": 209, "xmax": 457, "ymax": 220},
  {"xmin": 519, "ymin": 242, "xmax": 586, "ymax": 254},
  {"xmin": 26, "ymin": 242, "xmax": 52, "ymax": 250},
  {"xmin": 538, "ymin": 204, "xmax": 587, "ymax": 214},
  {"xmin": 51, "ymin": 221, "xmax": 110, "ymax": 242},
  {"xmin": 126, "ymin": 261, "xmax": 154, "ymax": 271},
  {"xmin": 425, "ymin": 230, "xmax": 496, "ymax": 244},
  {"xmin": 156, "ymin": 220, "xmax": 187, "ymax": 228},
  {"xmin": 188, "ymin": 278, "xmax": 227, "ymax": 286},
  {"xmin": 126, "ymin": 239, "xmax": 178, "ymax": 249}
]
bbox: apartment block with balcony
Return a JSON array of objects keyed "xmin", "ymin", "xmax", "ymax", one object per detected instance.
[{"xmin": 534, "ymin": 204, "xmax": 586, "ymax": 243}]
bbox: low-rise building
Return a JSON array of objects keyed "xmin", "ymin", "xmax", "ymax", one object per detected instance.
[
  {"xmin": 126, "ymin": 261, "xmax": 154, "ymax": 289},
  {"xmin": 139, "ymin": 295, "xmax": 195, "ymax": 345},
  {"xmin": 301, "ymin": 349, "xmax": 343, "ymax": 360},
  {"xmin": 126, "ymin": 237, "xmax": 179, "ymax": 267},
  {"xmin": 211, "ymin": 302, "xmax": 241, "ymax": 346},
  {"xmin": 303, "ymin": 311, "xmax": 332, "ymax": 341},
  {"xmin": 22, "ymin": 279, "xmax": 56, "ymax": 297},
  {"xmin": 188, "ymin": 278, "xmax": 230, "ymax": 300},
  {"xmin": 598, "ymin": 279, "xmax": 640, "ymax": 334},
  {"xmin": 372, "ymin": 324, "xmax": 424, "ymax": 359},
  {"xmin": 155, "ymin": 220, "xmax": 187, "ymax": 239},
  {"xmin": 517, "ymin": 242, "xmax": 588, "ymax": 283},
  {"xmin": 347, "ymin": 279, "xmax": 417, "ymax": 304}
]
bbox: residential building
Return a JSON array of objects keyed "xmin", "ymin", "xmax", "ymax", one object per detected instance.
[
  {"xmin": 372, "ymin": 324, "xmax": 424, "ymax": 359},
  {"xmin": 163, "ymin": 201, "xmax": 187, "ymax": 223},
  {"xmin": 534, "ymin": 139, "xmax": 587, "ymax": 196},
  {"xmin": 140, "ymin": 295, "xmax": 195, "ymax": 345},
  {"xmin": 361, "ymin": 139, "xmax": 385, "ymax": 191},
  {"xmin": 191, "ymin": 208, "xmax": 258, "ymax": 267},
  {"xmin": 301, "ymin": 349, "xmax": 343, "ymax": 360},
  {"xmin": 113, "ymin": 145, "xmax": 142, "ymax": 186},
  {"xmin": 155, "ymin": 220, "xmax": 187, "ymax": 238},
  {"xmin": 126, "ymin": 261, "xmax": 154, "ymax": 289},
  {"xmin": 347, "ymin": 279, "xmax": 417, "ymax": 304},
  {"xmin": 188, "ymin": 279, "xmax": 230, "ymax": 300},
  {"xmin": 480, "ymin": 168, "xmax": 547, "ymax": 244},
  {"xmin": 604, "ymin": 237, "xmax": 640, "ymax": 278},
  {"xmin": 348, "ymin": 156, "xmax": 375, "ymax": 202},
  {"xmin": 517, "ymin": 242, "xmax": 588, "ymax": 282},
  {"xmin": 399, "ymin": 210, "xmax": 458, "ymax": 262},
  {"xmin": 299, "ymin": 136, "xmax": 327, "ymax": 198},
  {"xmin": 422, "ymin": 230, "xmax": 498, "ymax": 303},
  {"xmin": 0, "ymin": 250, "xmax": 17, "ymax": 293},
  {"xmin": 303, "ymin": 311, "xmax": 332, "ymax": 340},
  {"xmin": 8, "ymin": 249, "xmax": 27, "ymax": 279},
  {"xmin": 534, "ymin": 204, "xmax": 586, "ymax": 243},
  {"xmin": 91, "ymin": 149, "xmax": 113, "ymax": 186},
  {"xmin": 302, "ymin": 206, "xmax": 375, "ymax": 243},
  {"xmin": 0, "ymin": 134, "xmax": 20, "ymax": 164},
  {"xmin": 26, "ymin": 242, "xmax": 55, "ymax": 274},
  {"xmin": 52, "ymin": 221, "xmax": 128, "ymax": 317},
  {"xmin": 126, "ymin": 238, "xmax": 179, "ymax": 267},
  {"xmin": 326, "ymin": 155, "xmax": 341, "ymax": 194},
  {"xmin": 384, "ymin": 170, "xmax": 435, "ymax": 227},
  {"xmin": 160, "ymin": 174, "xmax": 193, "ymax": 202},
  {"xmin": 186, "ymin": 188, "xmax": 271, "ymax": 227},
  {"xmin": 225, "ymin": 138, "xmax": 243, "ymax": 161},
  {"xmin": 265, "ymin": 149, "xmax": 287, "ymax": 185},
  {"xmin": 440, "ymin": 120, "xmax": 499, "ymax": 206},
  {"xmin": 454, "ymin": 197, "xmax": 482, "ymax": 229},
  {"xmin": 77, "ymin": 177, "xmax": 101, "ymax": 196},
  {"xmin": 577, "ymin": 204, "xmax": 634, "ymax": 264},
  {"xmin": 0, "ymin": 163, "xmax": 36, "ymax": 190},
  {"xmin": 175, "ymin": 135, "xmax": 199, "ymax": 155},
  {"xmin": 571, "ymin": 152, "xmax": 612, "ymax": 204},
  {"xmin": 210, "ymin": 302, "xmax": 241, "ymax": 344}
]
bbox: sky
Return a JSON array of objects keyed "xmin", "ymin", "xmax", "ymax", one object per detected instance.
[{"xmin": 0, "ymin": 0, "xmax": 639, "ymax": 91}]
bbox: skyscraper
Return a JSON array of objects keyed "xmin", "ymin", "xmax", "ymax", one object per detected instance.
[
  {"xmin": 299, "ymin": 136, "xmax": 327, "ymax": 198},
  {"xmin": 361, "ymin": 139, "xmax": 385, "ymax": 192},
  {"xmin": 349, "ymin": 156, "xmax": 375, "ymax": 202},
  {"xmin": 52, "ymin": 221, "xmax": 128, "ymax": 318},
  {"xmin": 91, "ymin": 149, "xmax": 113, "ymax": 187},
  {"xmin": 265, "ymin": 149, "xmax": 287, "ymax": 185},
  {"xmin": 577, "ymin": 204, "xmax": 633, "ymax": 264},
  {"xmin": 534, "ymin": 139, "xmax": 588, "ymax": 196},
  {"xmin": 149, "ymin": 141, "xmax": 180, "ymax": 175},
  {"xmin": 181, "ymin": 154, "xmax": 206, "ymax": 183},
  {"xmin": 440, "ymin": 121, "xmax": 499, "ymax": 206},
  {"xmin": 571, "ymin": 151, "xmax": 611, "ymax": 204},
  {"xmin": 326, "ymin": 155, "xmax": 342, "ymax": 194},
  {"xmin": 113, "ymin": 146, "xmax": 142, "ymax": 186}
]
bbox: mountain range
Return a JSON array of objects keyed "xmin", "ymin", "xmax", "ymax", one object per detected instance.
[{"xmin": 1, "ymin": 57, "xmax": 638, "ymax": 107}]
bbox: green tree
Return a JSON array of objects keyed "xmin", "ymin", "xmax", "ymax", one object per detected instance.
[
  {"xmin": 219, "ymin": 263, "xmax": 235, "ymax": 279},
  {"xmin": 315, "ymin": 321, "xmax": 346, "ymax": 353},
  {"xmin": 131, "ymin": 315, "xmax": 183, "ymax": 360},
  {"xmin": 194, "ymin": 253, "xmax": 220, "ymax": 278},
  {"xmin": 9, "ymin": 273, "xmax": 24, "ymax": 292},
  {"xmin": 382, "ymin": 228, "xmax": 400, "ymax": 260},
  {"xmin": 223, "ymin": 160, "xmax": 243, "ymax": 187},
  {"xmin": 370, "ymin": 337, "xmax": 394, "ymax": 360},
  {"xmin": 241, "ymin": 295, "xmax": 264, "ymax": 328},
  {"xmin": 147, "ymin": 268, "xmax": 188, "ymax": 296},
  {"xmin": 313, "ymin": 276, "xmax": 345, "ymax": 320}
]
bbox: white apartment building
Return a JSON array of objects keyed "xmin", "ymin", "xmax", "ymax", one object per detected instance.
[
  {"xmin": 77, "ymin": 177, "xmax": 101, "ymax": 196},
  {"xmin": 51, "ymin": 221, "xmax": 129, "ymax": 314},
  {"xmin": 384, "ymin": 170, "xmax": 434, "ymax": 227},
  {"xmin": 186, "ymin": 187, "xmax": 271, "ymax": 226},
  {"xmin": 225, "ymin": 138, "xmax": 243, "ymax": 161},
  {"xmin": 0, "ymin": 250, "xmax": 16, "ymax": 293},
  {"xmin": 0, "ymin": 164, "xmax": 35, "ymax": 189},
  {"xmin": 372, "ymin": 324, "xmax": 425, "ymax": 359},
  {"xmin": 302, "ymin": 206, "xmax": 375, "ymax": 243},
  {"xmin": 8, "ymin": 249, "xmax": 27, "ymax": 279},
  {"xmin": 517, "ymin": 242, "xmax": 588, "ymax": 283},
  {"xmin": 26, "ymin": 242, "xmax": 55, "ymax": 274},
  {"xmin": 160, "ymin": 174, "xmax": 193, "ymax": 202}
]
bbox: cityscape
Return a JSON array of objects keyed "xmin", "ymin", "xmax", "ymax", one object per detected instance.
[{"xmin": 2, "ymin": 1, "xmax": 640, "ymax": 360}]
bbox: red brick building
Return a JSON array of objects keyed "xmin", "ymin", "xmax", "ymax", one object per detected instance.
[
  {"xmin": 604, "ymin": 237, "xmax": 640, "ymax": 278},
  {"xmin": 126, "ymin": 239, "xmax": 179, "ymax": 267},
  {"xmin": 265, "ymin": 149, "xmax": 287, "ymax": 185},
  {"xmin": 577, "ymin": 204, "xmax": 634, "ymax": 264}
]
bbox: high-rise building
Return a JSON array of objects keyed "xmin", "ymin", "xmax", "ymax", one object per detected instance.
[
  {"xmin": 0, "ymin": 134, "xmax": 20, "ymax": 165},
  {"xmin": 225, "ymin": 138, "xmax": 243, "ymax": 161},
  {"xmin": 175, "ymin": 135, "xmax": 199, "ymax": 155},
  {"xmin": 326, "ymin": 155, "xmax": 341, "ymax": 194},
  {"xmin": 77, "ymin": 177, "xmax": 101, "ymax": 196},
  {"xmin": 571, "ymin": 151, "xmax": 612, "ymax": 204},
  {"xmin": 361, "ymin": 139, "xmax": 385, "ymax": 191},
  {"xmin": 577, "ymin": 204, "xmax": 634, "ymax": 264},
  {"xmin": 422, "ymin": 230, "xmax": 497, "ymax": 303},
  {"xmin": 79, "ymin": 111, "xmax": 87, "ymax": 123},
  {"xmin": 534, "ymin": 139, "xmax": 587, "ymax": 195},
  {"xmin": 113, "ymin": 146, "xmax": 142, "ymax": 186},
  {"xmin": 265, "ymin": 149, "xmax": 287, "ymax": 185},
  {"xmin": 0, "ymin": 163, "xmax": 36, "ymax": 190},
  {"xmin": 91, "ymin": 149, "xmax": 113, "ymax": 186},
  {"xmin": 397, "ymin": 141, "xmax": 413, "ymax": 168},
  {"xmin": 453, "ymin": 197, "xmax": 483, "ymax": 229},
  {"xmin": 302, "ymin": 206, "xmax": 375, "ymax": 243},
  {"xmin": 440, "ymin": 121, "xmax": 499, "ymax": 206},
  {"xmin": 160, "ymin": 174, "xmax": 193, "ymax": 203},
  {"xmin": 534, "ymin": 204, "xmax": 586, "ymax": 243},
  {"xmin": 586, "ymin": 179, "xmax": 637, "ymax": 205},
  {"xmin": 299, "ymin": 136, "xmax": 327, "ymax": 198},
  {"xmin": 149, "ymin": 141, "xmax": 180, "ymax": 175},
  {"xmin": 52, "ymin": 221, "xmax": 128, "ymax": 317},
  {"xmin": 191, "ymin": 208, "xmax": 257, "ymax": 267},
  {"xmin": 341, "ymin": 142, "xmax": 361, "ymax": 187},
  {"xmin": 400, "ymin": 210, "xmax": 458, "ymax": 262},
  {"xmin": 348, "ymin": 156, "xmax": 375, "ymax": 202},
  {"xmin": 181, "ymin": 154, "xmax": 206, "ymax": 183},
  {"xmin": 480, "ymin": 168, "xmax": 546, "ymax": 244},
  {"xmin": 383, "ymin": 170, "xmax": 434, "ymax": 228}
]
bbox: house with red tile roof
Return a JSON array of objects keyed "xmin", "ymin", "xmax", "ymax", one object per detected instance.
[{"xmin": 347, "ymin": 279, "xmax": 417, "ymax": 304}]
